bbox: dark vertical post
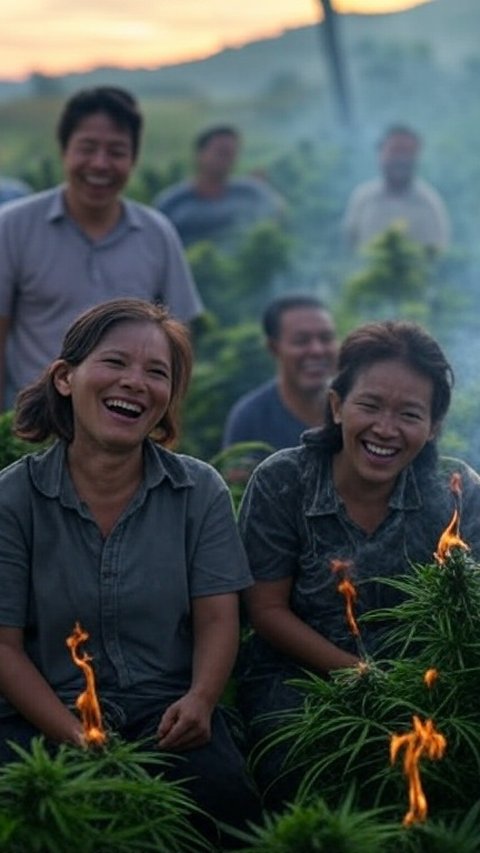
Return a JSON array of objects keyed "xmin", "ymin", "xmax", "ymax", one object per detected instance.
[{"xmin": 317, "ymin": 0, "xmax": 353, "ymax": 128}]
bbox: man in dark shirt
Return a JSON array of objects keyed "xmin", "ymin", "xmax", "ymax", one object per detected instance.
[
  {"xmin": 153, "ymin": 125, "xmax": 285, "ymax": 250},
  {"xmin": 222, "ymin": 294, "xmax": 338, "ymax": 452}
]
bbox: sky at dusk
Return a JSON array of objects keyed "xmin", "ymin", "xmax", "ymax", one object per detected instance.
[{"xmin": 1, "ymin": 0, "xmax": 431, "ymax": 81}]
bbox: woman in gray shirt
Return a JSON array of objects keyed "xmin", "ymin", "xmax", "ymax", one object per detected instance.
[{"xmin": 0, "ymin": 297, "xmax": 259, "ymax": 843}]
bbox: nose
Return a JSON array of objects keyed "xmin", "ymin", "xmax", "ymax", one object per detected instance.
[
  {"xmin": 119, "ymin": 365, "xmax": 146, "ymax": 392},
  {"xmin": 89, "ymin": 147, "xmax": 110, "ymax": 168},
  {"xmin": 372, "ymin": 410, "xmax": 399, "ymax": 438}
]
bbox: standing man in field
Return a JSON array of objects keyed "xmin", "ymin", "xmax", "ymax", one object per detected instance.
[
  {"xmin": 343, "ymin": 125, "xmax": 450, "ymax": 254},
  {"xmin": 0, "ymin": 86, "xmax": 203, "ymax": 411},
  {"xmin": 222, "ymin": 293, "xmax": 338, "ymax": 452},
  {"xmin": 153, "ymin": 125, "xmax": 285, "ymax": 250}
]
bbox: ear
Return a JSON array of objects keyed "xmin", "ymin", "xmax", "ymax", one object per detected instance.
[
  {"xmin": 267, "ymin": 337, "xmax": 279, "ymax": 358},
  {"xmin": 50, "ymin": 360, "xmax": 73, "ymax": 398},
  {"xmin": 428, "ymin": 420, "xmax": 440, "ymax": 442},
  {"xmin": 329, "ymin": 389, "xmax": 343, "ymax": 425}
]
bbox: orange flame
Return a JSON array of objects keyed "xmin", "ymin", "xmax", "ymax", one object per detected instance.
[
  {"xmin": 434, "ymin": 473, "xmax": 469, "ymax": 565},
  {"xmin": 66, "ymin": 622, "xmax": 107, "ymax": 746},
  {"xmin": 331, "ymin": 559, "xmax": 360, "ymax": 638},
  {"xmin": 434, "ymin": 508, "xmax": 469, "ymax": 565},
  {"xmin": 390, "ymin": 715, "xmax": 446, "ymax": 826},
  {"xmin": 424, "ymin": 668, "xmax": 438, "ymax": 689}
]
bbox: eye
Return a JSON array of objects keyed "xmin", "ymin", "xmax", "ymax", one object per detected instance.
[
  {"xmin": 402, "ymin": 411, "xmax": 423, "ymax": 421},
  {"xmin": 103, "ymin": 357, "xmax": 124, "ymax": 367},
  {"xmin": 358, "ymin": 401, "xmax": 378, "ymax": 411},
  {"xmin": 148, "ymin": 366, "xmax": 171, "ymax": 379}
]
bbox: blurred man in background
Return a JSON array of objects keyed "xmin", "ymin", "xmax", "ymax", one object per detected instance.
[
  {"xmin": 0, "ymin": 176, "xmax": 32, "ymax": 205},
  {"xmin": 222, "ymin": 293, "xmax": 338, "ymax": 452},
  {"xmin": 343, "ymin": 125, "xmax": 450, "ymax": 254},
  {"xmin": 0, "ymin": 86, "xmax": 202, "ymax": 411},
  {"xmin": 153, "ymin": 125, "xmax": 285, "ymax": 250}
]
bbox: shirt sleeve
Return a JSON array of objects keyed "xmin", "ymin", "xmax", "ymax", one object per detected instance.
[
  {"xmin": 238, "ymin": 456, "xmax": 300, "ymax": 581},
  {"xmin": 0, "ymin": 466, "xmax": 31, "ymax": 627},
  {"xmin": 188, "ymin": 467, "xmax": 253, "ymax": 597},
  {"xmin": 222, "ymin": 398, "xmax": 257, "ymax": 448},
  {"xmin": 155, "ymin": 213, "xmax": 204, "ymax": 323},
  {"xmin": 0, "ymin": 208, "xmax": 18, "ymax": 318}
]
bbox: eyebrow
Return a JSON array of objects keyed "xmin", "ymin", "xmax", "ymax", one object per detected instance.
[
  {"xmin": 99, "ymin": 348, "xmax": 171, "ymax": 369},
  {"xmin": 355, "ymin": 392, "xmax": 428, "ymax": 411}
]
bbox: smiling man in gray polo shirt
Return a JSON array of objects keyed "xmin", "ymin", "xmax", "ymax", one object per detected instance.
[{"xmin": 0, "ymin": 86, "xmax": 203, "ymax": 411}]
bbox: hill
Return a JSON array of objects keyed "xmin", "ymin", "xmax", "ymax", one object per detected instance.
[{"xmin": 0, "ymin": 0, "xmax": 479, "ymax": 105}]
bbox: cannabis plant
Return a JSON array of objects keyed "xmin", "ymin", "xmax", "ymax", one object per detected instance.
[
  {"xmin": 250, "ymin": 546, "xmax": 480, "ymax": 820},
  {"xmin": 0, "ymin": 735, "xmax": 211, "ymax": 852},
  {"xmin": 228, "ymin": 790, "xmax": 402, "ymax": 853}
]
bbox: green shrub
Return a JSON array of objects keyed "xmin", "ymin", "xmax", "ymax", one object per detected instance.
[{"xmin": 0, "ymin": 736, "xmax": 210, "ymax": 852}]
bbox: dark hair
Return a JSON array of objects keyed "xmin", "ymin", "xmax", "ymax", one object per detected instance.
[
  {"xmin": 56, "ymin": 87, "xmax": 143, "ymax": 159},
  {"xmin": 194, "ymin": 125, "xmax": 240, "ymax": 152},
  {"xmin": 321, "ymin": 320, "xmax": 453, "ymax": 453},
  {"xmin": 378, "ymin": 124, "xmax": 421, "ymax": 149},
  {"xmin": 262, "ymin": 293, "xmax": 331, "ymax": 340},
  {"xmin": 14, "ymin": 299, "xmax": 192, "ymax": 447}
]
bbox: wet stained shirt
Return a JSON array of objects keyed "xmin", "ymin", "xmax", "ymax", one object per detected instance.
[{"xmin": 237, "ymin": 429, "xmax": 480, "ymax": 678}]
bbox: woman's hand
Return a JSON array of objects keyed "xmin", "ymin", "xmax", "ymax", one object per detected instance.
[{"xmin": 156, "ymin": 691, "xmax": 213, "ymax": 751}]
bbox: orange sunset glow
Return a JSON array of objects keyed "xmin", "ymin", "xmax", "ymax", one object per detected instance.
[{"xmin": 1, "ymin": 0, "xmax": 432, "ymax": 80}]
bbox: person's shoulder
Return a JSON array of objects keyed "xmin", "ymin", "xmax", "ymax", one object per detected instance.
[
  {"xmin": 0, "ymin": 176, "xmax": 32, "ymax": 205},
  {"xmin": 124, "ymin": 197, "xmax": 183, "ymax": 238},
  {"xmin": 0, "ymin": 451, "xmax": 37, "ymax": 507},
  {"xmin": 152, "ymin": 180, "xmax": 194, "ymax": 210},
  {"xmin": 347, "ymin": 177, "xmax": 382, "ymax": 204},
  {"xmin": 413, "ymin": 178, "xmax": 447, "ymax": 207},
  {"xmin": 250, "ymin": 442, "xmax": 308, "ymax": 481},
  {"xmin": 230, "ymin": 380, "xmax": 278, "ymax": 413},
  {"xmin": 150, "ymin": 442, "xmax": 228, "ymax": 493},
  {"xmin": 229, "ymin": 175, "xmax": 282, "ymax": 204},
  {"xmin": 0, "ymin": 186, "xmax": 57, "ymax": 223}
]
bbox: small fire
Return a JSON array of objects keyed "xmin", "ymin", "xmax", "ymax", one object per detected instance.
[
  {"xmin": 331, "ymin": 559, "xmax": 360, "ymax": 638},
  {"xmin": 424, "ymin": 668, "xmax": 438, "ymax": 689},
  {"xmin": 66, "ymin": 622, "xmax": 106, "ymax": 746},
  {"xmin": 390, "ymin": 715, "xmax": 446, "ymax": 826},
  {"xmin": 434, "ymin": 473, "xmax": 469, "ymax": 565}
]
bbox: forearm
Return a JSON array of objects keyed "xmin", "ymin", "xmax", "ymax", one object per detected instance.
[
  {"xmin": 252, "ymin": 607, "xmax": 359, "ymax": 673},
  {"xmin": 190, "ymin": 602, "xmax": 239, "ymax": 707},
  {"xmin": 0, "ymin": 645, "xmax": 82, "ymax": 744}
]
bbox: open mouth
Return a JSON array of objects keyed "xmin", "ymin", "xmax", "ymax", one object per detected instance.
[
  {"xmin": 104, "ymin": 398, "xmax": 144, "ymax": 419},
  {"xmin": 363, "ymin": 441, "xmax": 399, "ymax": 459}
]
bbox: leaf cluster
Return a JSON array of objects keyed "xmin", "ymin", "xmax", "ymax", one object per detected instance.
[
  {"xmin": 252, "ymin": 548, "xmax": 480, "ymax": 822},
  {"xmin": 0, "ymin": 735, "xmax": 210, "ymax": 852}
]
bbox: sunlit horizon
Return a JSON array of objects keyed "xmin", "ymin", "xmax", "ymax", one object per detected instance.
[{"xmin": 1, "ymin": 0, "xmax": 432, "ymax": 82}]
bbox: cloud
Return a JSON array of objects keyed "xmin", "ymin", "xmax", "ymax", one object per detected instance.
[{"xmin": 0, "ymin": 0, "xmax": 430, "ymax": 79}]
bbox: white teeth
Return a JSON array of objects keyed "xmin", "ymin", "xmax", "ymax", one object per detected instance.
[
  {"xmin": 86, "ymin": 176, "xmax": 110, "ymax": 186},
  {"xmin": 365, "ymin": 442, "xmax": 397, "ymax": 457},
  {"xmin": 105, "ymin": 399, "xmax": 142, "ymax": 414}
]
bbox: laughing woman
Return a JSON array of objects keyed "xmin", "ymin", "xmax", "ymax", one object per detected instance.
[
  {"xmin": 0, "ymin": 298, "xmax": 260, "ymax": 842},
  {"xmin": 236, "ymin": 319, "xmax": 480, "ymax": 808}
]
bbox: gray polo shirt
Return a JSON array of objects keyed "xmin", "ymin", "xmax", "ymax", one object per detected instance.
[
  {"xmin": 0, "ymin": 187, "xmax": 203, "ymax": 407},
  {"xmin": 0, "ymin": 440, "xmax": 252, "ymax": 718}
]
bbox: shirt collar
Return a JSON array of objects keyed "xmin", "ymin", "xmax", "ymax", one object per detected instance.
[
  {"xmin": 46, "ymin": 186, "xmax": 142, "ymax": 231},
  {"xmin": 302, "ymin": 443, "xmax": 423, "ymax": 517},
  {"xmin": 29, "ymin": 438, "xmax": 194, "ymax": 505}
]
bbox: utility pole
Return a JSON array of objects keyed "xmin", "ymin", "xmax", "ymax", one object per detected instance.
[{"xmin": 317, "ymin": 0, "xmax": 353, "ymax": 128}]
